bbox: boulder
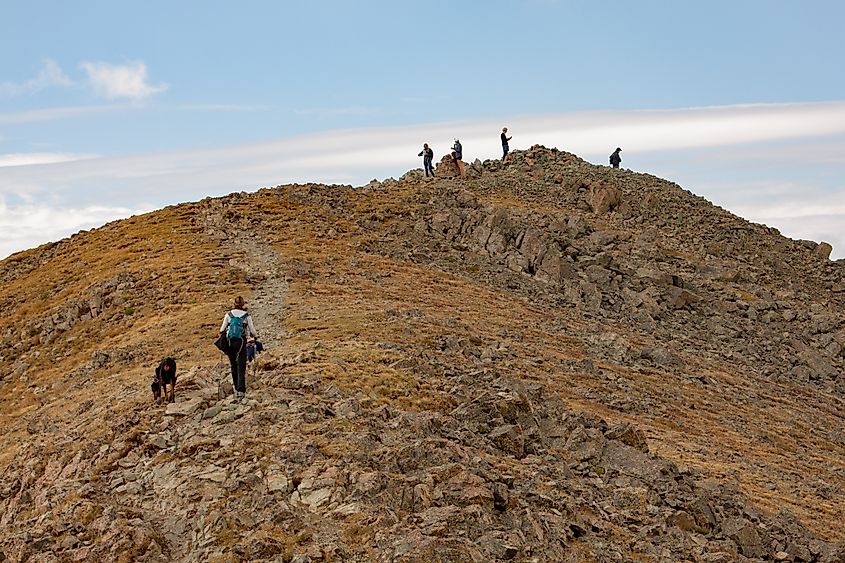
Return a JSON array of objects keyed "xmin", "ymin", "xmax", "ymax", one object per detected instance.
[
  {"xmin": 435, "ymin": 155, "xmax": 461, "ymax": 178},
  {"xmin": 534, "ymin": 249, "xmax": 575, "ymax": 284},
  {"xmin": 669, "ymin": 287, "xmax": 701, "ymax": 309},
  {"xmin": 605, "ymin": 422, "xmax": 649, "ymax": 453},
  {"xmin": 489, "ymin": 424, "xmax": 525, "ymax": 458},
  {"xmin": 815, "ymin": 242, "xmax": 833, "ymax": 260},
  {"xmin": 667, "ymin": 511, "xmax": 698, "ymax": 532},
  {"xmin": 165, "ymin": 397, "xmax": 204, "ymax": 416},
  {"xmin": 201, "ymin": 405, "xmax": 223, "ymax": 420},
  {"xmin": 722, "ymin": 517, "xmax": 766, "ymax": 558},
  {"xmin": 588, "ymin": 182, "xmax": 621, "ymax": 213}
]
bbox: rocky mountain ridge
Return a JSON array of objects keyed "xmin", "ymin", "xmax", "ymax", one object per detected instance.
[{"xmin": 1, "ymin": 146, "xmax": 843, "ymax": 562}]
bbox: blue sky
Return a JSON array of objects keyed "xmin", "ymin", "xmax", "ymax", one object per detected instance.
[{"xmin": 1, "ymin": 0, "xmax": 844, "ymax": 257}]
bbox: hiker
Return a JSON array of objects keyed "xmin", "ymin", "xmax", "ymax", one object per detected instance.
[
  {"xmin": 151, "ymin": 357, "xmax": 177, "ymax": 404},
  {"xmin": 609, "ymin": 147, "xmax": 622, "ymax": 169},
  {"xmin": 219, "ymin": 296, "xmax": 259, "ymax": 401},
  {"xmin": 501, "ymin": 127, "xmax": 512, "ymax": 159},
  {"xmin": 451, "ymin": 139, "xmax": 463, "ymax": 176},
  {"xmin": 418, "ymin": 143, "xmax": 435, "ymax": 177}
]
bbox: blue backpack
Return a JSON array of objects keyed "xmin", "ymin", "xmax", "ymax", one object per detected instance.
[{"xmin": 227, "ymin": 312, "xmax": 249, "ymax": 339}]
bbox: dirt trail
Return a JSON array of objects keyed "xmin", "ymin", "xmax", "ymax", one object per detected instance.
[
  {"xmin": 198, "ymin": 199, "xmax": 289, "ymax": 382},
  {"xmin": 232, "ymin": 229, "xmax": 288, "ymax": 352},
  {"xmin": 71, "ymin": 202, "xmax": 296, "ymax": 561}
]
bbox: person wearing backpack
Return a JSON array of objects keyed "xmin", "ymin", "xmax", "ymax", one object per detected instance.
[
  {"xmin": 451, "ymin": 139, "xmax": 463, "ymax": 176},
  {"xmin": 219, "ymin": 296, "xmax": 259, "ymax": 400},
  {"xmin": 609, "ymin": 147, "xmax": 622, "ymax": 169},
  {"xmin": 418, "ymin": 143, "xmax": 435, "ymax": 177}
]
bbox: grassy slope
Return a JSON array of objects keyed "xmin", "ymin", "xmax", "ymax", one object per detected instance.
[{"xmin": 1, "ymin": 163, "xmax": 843, "ymax": 548}]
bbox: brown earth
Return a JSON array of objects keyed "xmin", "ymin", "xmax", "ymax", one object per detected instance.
[{"xmin": 1, "ymin": 146, "xmax": 843, "ymax": 562}]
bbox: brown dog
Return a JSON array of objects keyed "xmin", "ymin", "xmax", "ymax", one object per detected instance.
[{"xmin": 151, "ymin": 358, "xmax": 177, "ymax": 404}]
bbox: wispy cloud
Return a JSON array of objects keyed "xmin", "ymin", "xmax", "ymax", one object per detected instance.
[
  {"xmin": 1, "ymin": 101, "xmax": 844, "ymax": 258},
  {"xmin": 79, "ymin": 61, "xmax": 167, "ymax": 100},
  {"xmin": 0, "ymin": 103, "xmax": 262, "ymax": 126},
  {"xmin": 179, "ymin": 103, "xmax": 263, "ymax": 111},
  {"xmin": 0, "ymin": 104, "xmax": 131, "ymax": 125},
  {"xmin": 736, "ymin": 192, "xmax": 845, "ymax": 220},
  {"xmin": 0, "ymin": 152, "xmax": 98, "ymax": 168},
  {"xmin": 745, "ymin": 214, "xmax": 845, "ymax": 258},
  {"xmin": 401, "ymin": 95, "xmax": 450, "ymax": 104},
  {"xmin": 0, "ymin": 199, "xmax": 142, "ymax": 258},
  {"xmin": 518, "ymin": 101, "xmax": 845, "ymax": 156},
  {"xmin": 294, "ymin": 106, "xmax": 383, "ymax": 117},
  {"xmin": 1, "ymin": 58, "xmax": 168, "ymax": 101},
  {"xmin": 0, "ymin": 59, "xmax": 73, "ymax": 97},
  {"xmin": 689, "ymin": 141, "xmax": 845, "ymax": 166}
]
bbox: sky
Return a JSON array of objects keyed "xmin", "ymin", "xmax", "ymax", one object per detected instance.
[{"xmin": 1, "ymin": 0, "xmax": 843, "ymax": 258}]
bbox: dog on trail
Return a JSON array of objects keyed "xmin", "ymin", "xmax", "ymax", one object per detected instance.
[{"xmin": 151, "ymin": 357, "xmax": 177, "ymax": 404}]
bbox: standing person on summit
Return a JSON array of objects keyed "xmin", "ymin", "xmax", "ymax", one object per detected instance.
[
  {"xmin": 609, "ymin": 147, "xmax": 622, "ymax": 169},
  {"xmin": 451, "ymin": 139, "xmax": 463, "ymax": 176},
  {"xmin": 501, "ymin": 127, "xmax": 512, "ymax": 160},
  {"xmin": 219, "ymin": 296, "xmax": 259, "ymax": 401},
  {"xmin": 418, "ymin": 143, "xmax": 435, "ymax": 177}
]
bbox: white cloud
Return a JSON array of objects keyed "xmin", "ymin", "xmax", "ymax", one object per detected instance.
[
  {"xmin": 1, "ymin": 101, "xmax": 844, "ymax": 259},
  {"xmin": 512, "ymin": 102, "xmax": 845, "ymax": 157},
  {"xmin": 736, "ymin": 192, "xmax": 845, "ymax": 221},
  {"xmin": 294, "ymin": 106, "xmax": 383, "ymax": 117},
  {"xmin": 748, "ymin": 214, "xmax": 845, "ymax": 257},
  {"xmin": 694, "ymin": 141, "xmax": 845, "ymax": 166},
  {"xmin": 79, "ymin": 61, "xmax": 167, "ymax": 100},
  {"xmin": 0, "ymin": 104, "xmax": 130, "ymax": 125},
  {"xmin": 179, "ymin": 103, "xmax": 262, "ymax": 111},
  {"xmin": 0, "ymin": 152, "xmax": 98, "ymax": 168},
  {"xmin": 0, "ymin": 102, "xmax": 253, "ymax": 125},
  {"xmin": 0, "ymin": 199, "xmax": 143, "ymax": 258},
  {"xmin": 0, "ymin": 59, "xmax": 73, "ymax": 97}
]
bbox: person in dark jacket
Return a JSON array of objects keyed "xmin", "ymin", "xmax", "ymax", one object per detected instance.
[
  {"xmin": 418, "ymin": 143, "xmax": 435, "ymax": 177},
  {"xmin": 451, "ymin": 139, "xmax": 463, "ymax": 176},
  {"xmin": 219, "ymin": 296, "xmax": 259, "ymax": 401},
  {"xmin": 609, "ymin": 147, "xmax": 622, "ymax": 169},
  {"xmin": 151, "ymin": 357, "xmax": 177, "ymax": 404},
  {"xmin": 501, "ymin": 127, "xmax": 512, "ymax": 159}
]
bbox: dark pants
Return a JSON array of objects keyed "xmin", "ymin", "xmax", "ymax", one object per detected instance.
[
  {"xmin": 502, "ymin": 144, "xmax": 509, "ymax": 158},
  {"xmin": 227, "ymin": 337, "xmax": 247, "ymax": 393},
  {"xmin": 423, "ymin": 158, "xmax": 434, "ymax": 177},
  {"xmin": 612, "ymin": 163, "xmax": 619, "ymax": 169}
]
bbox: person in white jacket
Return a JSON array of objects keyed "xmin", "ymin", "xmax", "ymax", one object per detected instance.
[{"xmin": 219, "ymin": 296, "xmax": 259, "ymax": 400}]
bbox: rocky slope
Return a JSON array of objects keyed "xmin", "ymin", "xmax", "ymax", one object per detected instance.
[{"xmin": 1, "ymin": 147, "xmax": 843, "ymax": 562}]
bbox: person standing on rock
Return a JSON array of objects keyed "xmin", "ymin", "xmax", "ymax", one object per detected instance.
[
  {"xmin": 609, "ymin": 147, "xmax": 622, "ymax": 169},
  {"xmin": 219, "ymin": 296, "xmax": 259, "ymax": 401},
  {"xmin": 501, "ymin": 127, "xmax": 512, "ymax": 160},
  {"xmin": 418, "ymin": 143, "xmax": 435, "ymax": 177},
  {"xmin": 451, "ymin": 139, "xmax": 463, "ymax": 176}
]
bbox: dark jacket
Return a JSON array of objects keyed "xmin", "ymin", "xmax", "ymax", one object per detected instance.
[
  {"xmin": 609, "ymin": 151, "xmax": 622, "ymax": 166},
  {"xmin": 156, "ymin": 357, "xmax": 177, "ymax": 383},
  {"xmin": 501, "ymin": 132, "xmax": 511, "ymax": 146},
  {"xmin": 418, "ymin": 147, "xmax": 434, "ymax": 161}
]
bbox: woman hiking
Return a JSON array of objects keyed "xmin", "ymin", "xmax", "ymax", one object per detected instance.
[{"xmin": 219, "ymin": 296, "xmax": 259, "ymax": 401}]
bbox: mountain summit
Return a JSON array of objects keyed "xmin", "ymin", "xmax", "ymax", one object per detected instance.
[{"xmin": 1, "ymin": 146, "xmax": 843, "ymax": 562}]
